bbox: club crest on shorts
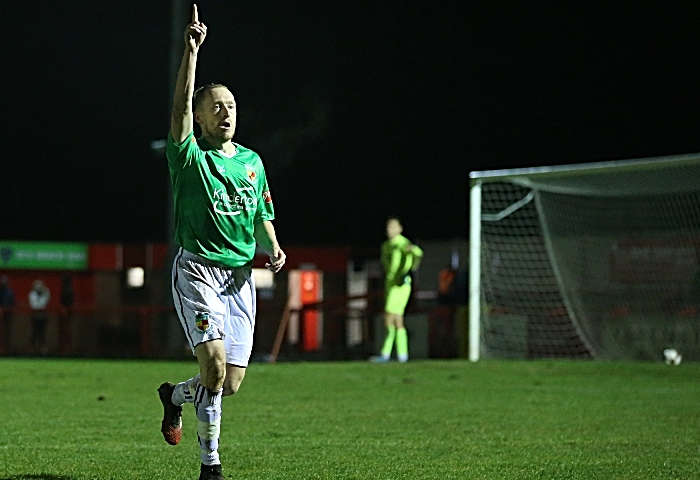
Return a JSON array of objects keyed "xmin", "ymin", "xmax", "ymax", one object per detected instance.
[{"xmin": 195, "ymin": 312, "xmax": 211, "ymax": 332}]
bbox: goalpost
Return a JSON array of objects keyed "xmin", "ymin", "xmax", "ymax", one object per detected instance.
[{"xmin": 469, "ymin": 153, "xmax": 700, "ymax": 362}]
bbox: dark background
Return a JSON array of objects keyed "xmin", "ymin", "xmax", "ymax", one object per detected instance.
[{"xmin": 3, "ymin": 1, "xmax": 700, "ymax": 246}]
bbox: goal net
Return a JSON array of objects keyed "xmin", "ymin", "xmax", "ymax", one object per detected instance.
[{"xmin": 469, "ymin": 153, "xmax": 700, "ymax": 361}]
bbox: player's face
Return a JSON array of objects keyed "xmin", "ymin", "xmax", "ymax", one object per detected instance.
[
  {"xmin": 386, "ymin": 219, "xmax": 402, "ymax": 239},
  {"xmin": 195, "ymin": 87, "xmax": 237, "ymax": 141}
]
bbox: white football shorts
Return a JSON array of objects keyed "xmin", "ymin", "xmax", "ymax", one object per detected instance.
[{"xmin": 172, "ymin": 248, "xmax": 256, "ymax": 367}]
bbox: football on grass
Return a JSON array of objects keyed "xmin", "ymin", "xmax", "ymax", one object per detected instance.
[{"xmin": 663, "ymin": 348, "xmax": 682, "ymax": 366}]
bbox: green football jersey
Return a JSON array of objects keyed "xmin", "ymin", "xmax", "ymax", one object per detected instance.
[
  {"xmin": 166, "ymin": 131, "xmax": 275, "ymax": 268},
  {"xmin": 381, "ymin": 234, "xmax": 423, "ymax": 287}
]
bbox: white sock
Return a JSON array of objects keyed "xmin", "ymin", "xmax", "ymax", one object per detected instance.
[
  {"xmin": 195, "ymin": 384, "xmax": 222, "ymax": 466},
  {"xmin": 172, "ymin": 374, "xmax": 200, "ymax": 406}
]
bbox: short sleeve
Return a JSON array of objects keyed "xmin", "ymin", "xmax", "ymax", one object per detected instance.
[
  {"xmin": 166, "ymin": 131, "xmax": 205, "ymax": 171},
  {"xmin": 255, "ymin": 162, "xmax": 275, "ymax": 223}
]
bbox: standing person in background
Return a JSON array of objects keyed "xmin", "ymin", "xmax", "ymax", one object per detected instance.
[
  {"xmin": 0, "ymin": 275, "xmax": 16, "ymax": 351},
  {"xmin": 157, "ymin": 5, "xmax": 286, "ymax": 480},
  {"xmin": 29, "ymin": 280, "xmax": 51, "ymax": 354},
  {"xmin": 375, "ymin": 216, "xmax": 424, "ymax": 363}
]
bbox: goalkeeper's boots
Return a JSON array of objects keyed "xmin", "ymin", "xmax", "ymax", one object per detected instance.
[
  {"xmin": 370, "ymin": 355, "xmax": 390, "ymax": 363},
  {"xmin": 199, "ymin": 463, "xmax": 224, "ymax": 480},
  {"xmin": 158, "ymin": 382, "xmax": 183, "ymax": 445}
]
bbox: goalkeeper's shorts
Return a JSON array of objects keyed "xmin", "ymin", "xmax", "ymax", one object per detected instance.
[{"xmin": 385, "ymin": 284, "xmax": 411, "ymax": 315}]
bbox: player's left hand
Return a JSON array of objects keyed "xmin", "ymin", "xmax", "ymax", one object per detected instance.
[{"xmin": 266, "ymin": 247, "xmax": 286, "ymax": 273}]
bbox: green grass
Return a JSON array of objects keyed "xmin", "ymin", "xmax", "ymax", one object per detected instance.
[{"xmin": 0, "ymin": 358, "xmax": 698, "ymax": 479}]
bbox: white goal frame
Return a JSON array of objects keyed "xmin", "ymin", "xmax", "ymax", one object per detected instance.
[{"xmin": 468, "ymin": 152, "xmax": 700, "ymax": 362}]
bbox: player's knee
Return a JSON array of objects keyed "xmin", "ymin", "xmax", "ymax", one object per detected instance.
[
  {"xmin": 195, "ymin": 340, "xmax": 227, "ymax": 391},
  {"xmin": 203, "ymin": 356, "xmax": 226, "ymax": 391},
  {"xmin": 223, "ymin": 368, "xmax": 246, "ymax": 396},
  {"xmin": 385, "ymin": 313, "xmax": 401, "ymax": 328},
  {"xmin": 223, "ymin": 379, "xmax": 241, "ymax": 396},
  {"xmin": 384, "ymin": 314, "xmax": 395, "ymax": 327}
]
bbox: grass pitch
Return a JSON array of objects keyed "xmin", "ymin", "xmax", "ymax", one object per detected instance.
[{"xmin": 0, "ymin": 358, "xmax": 698, "ymax": 479}]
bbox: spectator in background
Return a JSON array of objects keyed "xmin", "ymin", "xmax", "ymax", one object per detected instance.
[
  {"xmin": 29, "ymin": 280, "xmax": 51, "ymax": 354},
  {"xmin": 0, "ymin": 276, "xmax": 15, "ymax": 307},
  {"xmin": 0, "ymin": 275, "xmax": 16, "ymax": 349},
  {"xmin": 437, "ymin": 267, "xmax": 457, "ymax": 305},
  {"xmin": 454, "ymin": 267, "xmax": 469, "ymax": 358},
  {"xmin": 431, "ymin": 267, "xmax": 459, "ymax": 358}
]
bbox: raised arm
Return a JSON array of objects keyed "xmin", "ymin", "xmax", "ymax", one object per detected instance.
[
  {"xmin": 171, "ymin": 4, "xmax": 207, "ymax": 143},
  {"xmin": 254, "ymin": 221, "xmax": 286, "ymax": 273}
]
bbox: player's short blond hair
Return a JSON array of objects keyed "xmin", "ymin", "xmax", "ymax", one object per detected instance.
[{"xmin": 193, "ymin": 83, "xmax": 231, "ymax": 112}]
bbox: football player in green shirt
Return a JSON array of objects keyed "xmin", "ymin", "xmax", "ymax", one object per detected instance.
[
  {"xmin": 376, "ymin": 216, "xmax": 423, "ymax": 362},
  {"xmin": 157, "ymin": 6, "xmax": 285, "ymax": 480}
]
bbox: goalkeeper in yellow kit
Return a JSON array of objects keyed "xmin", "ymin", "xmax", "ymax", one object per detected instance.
[{"xmin": 375, "ymin": 216, "xmax": 424, "ymax": 363}]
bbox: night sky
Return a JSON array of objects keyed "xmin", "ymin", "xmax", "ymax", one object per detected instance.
[{"xmin": 3, "ymin": 1, "xmax": 700, "ymax": 247}]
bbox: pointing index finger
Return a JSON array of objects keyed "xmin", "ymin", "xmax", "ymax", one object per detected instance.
[{"xmin": 192, "ymin": 4, "xmax": 198, "ymax": 23}]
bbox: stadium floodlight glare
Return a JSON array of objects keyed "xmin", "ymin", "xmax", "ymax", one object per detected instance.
[{"xmin": 469, "ymin": 152, "xmax": 700, "ymax": 362}]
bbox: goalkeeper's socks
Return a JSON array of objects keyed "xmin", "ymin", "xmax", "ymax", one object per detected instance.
[
  {"xmin": 380, "ymin": 325, "xmax": 396, "ymax": 359},
  {"xmin": 396, "ymin": 327, "xmax": 409, "ymax": 363},
  {"xmin": 195, "ymin": 384, "xmax": 223, "ymax": 467},
  {"xmin": 172, "ymin": 374, "xmax": 201, "ymax": 406}
]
